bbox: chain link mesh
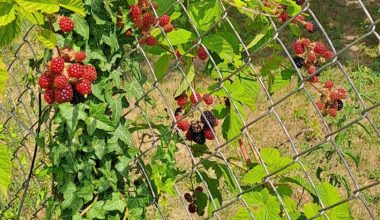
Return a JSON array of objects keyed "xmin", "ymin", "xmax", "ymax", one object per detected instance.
[{"xmin": 1, "ymin": 0, "xmax": 379, "ymax": 219}]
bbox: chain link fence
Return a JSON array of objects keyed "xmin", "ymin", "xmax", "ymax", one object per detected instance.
[{"xmin": 1, "ymin": 0, "xmax": 380, "ymax": 219}]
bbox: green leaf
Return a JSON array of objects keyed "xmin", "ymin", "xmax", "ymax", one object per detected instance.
[
  {"xmin": 60, "ymin": 182, "xmax": 77, "ymax": 209},
  {"xmin": 15, "ymin": 0, "xmax": 59, "ymax": 14},
  {"xmin": 174, "ymin": 63, "xmax": 195, "ymax": 97},
  {"xmin": 203, "ymin": 35, "xmax": 234, "ymax": 62},
  {"xmin": 72, "ymin": 13, "xmax": 89, "ymax": 39},
  {"xmin": 242, "ymin": 188, "xmax": 281, "ymax": 220},
  {"xmin": 58, "ymin": 103, "xmax": 87, "ymax": 137},
  {"xmin": 0, "ymin": 145, "xmax": 11, "ymax": 199},
  {"xmin": 154, "ymin": 54, "xmax": 171, "ymax": 79},
  {"xmin": 163, "ymin": 28, "xmax": 195, "ymax": 46},
  {"xmin": 0, "ymin": 2, "xmax": 16, "ymax": 26},
  {"xmin": 316, "ymin": 182, "xmax": 352, "ymax": 219},
  {"xmin": 0, "ymin": 59, "xmax": 9, "ymax": 101},
  {"xmin": 303, "ymin": 202, "xmax": 322, "ymax": 219},
  {"xmin": 194, "ymin": 190, "xmax": 208, "ymax": 215},
  {"xmin": 16, "ymin": 7, "xmax": 44, "ymax": 25},
  {"xmin": 0, "ymin": 17, "xmax": 21, "ymax": 47},
  {"xmin": 109, "ymin": 124, "xmax": 132, "ymax": 146},
  {"xmin": 87, "ymin": 200, "xmax": 106, "ymax": 219},
  {"xmin": 103, "ymin": 193, "xmax": 126, "ymax": 213},
  {"xmin": 109, "ymin": 97, "xmax": 122, "ymax": 126},
  {"xmin": 59, "ymin": 0, "xmax": 86, "ymax": 16},
  {"xmin": 241, "ymin": 165, "xmax": 266, "ymax": 185},
  {"xmin": 189, "ymin": 0, "xmax": 221, "ymax": 32},
  {"xmin": 270, "ymin": 69, "xmax": 295, "ymax": 93},
  {"xmin": 37, "ymin": 29, "xmax": 57, "ymax": 49},
  {"xmin": 125, "ymin": 77, "xmax": 144, "ymax": 99}
]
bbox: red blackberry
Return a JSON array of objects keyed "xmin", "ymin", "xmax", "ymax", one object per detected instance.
[
  {"xmin": 313, "ymin": 42, "xmax": 326, "ymax": 55},
  {"xmin": 75, "ymin": 51, "xmax": 87, "ymax": 63},
  {"xmin": 337, "ymin": 99, "xmax": 343, "ymax": 111},
  {"xmin": 308, "ymin": 75, "xmax": 319, "ymax": 83},
  {"xmin": 338, "ymin": 88, "xmax": 348, "ymax": 99},
  {"xmin": 301, "ymin": 38, "xmax": 311, "ymax": 46},
  {"xmin": 54, "ymin": 84, "xmax": 73, "ymax": 103},
  {"xmin": 38, "ymin": 73, "xmax": 54, "ymax": 89},
  {"xmin": 75, "ymin": 79, "xmax": 92, "ymax": 95},
  {"xmin": 327, "ymin": 108, "xmax": 337, "ymax": 117},
  {"xmin": 134, "ymin": 18, "xmax": 143, "ymax": 28},
  {"xmin": 203, "ymin": 94, "xmax": 213, "ymax": 105},
  {"xmin": 279, "ymin": 12, "xmax": 289, "ymax": 22},
  {"xmin": 125, "ymin": 29, "xmax": 133, "ymax": 37},
  {"xmin": 324, "ymin": 80, "xmax": 334, "ymax": 90},
  {"xmin": 71, "ymin": 85, "xmax": 85, "ymax": 104},
  {"xmin": 203, "ymin": 129, "xmax": 215, "ymax": 140},
  {"xmin": 159, "ymin": 15, "xmax": 170, "ymax": 26},
  {"xmin": 44, "ymin": 89, "xmax": 55, "ymax": 104},
  {"xmin": 307, "ymin": 52, "xmax": 316, "ymax": 63},
  {"xmin": 293, "ymin": 41, "xmax": 305, "ymax": 54},
  {"xmin": 307, "ymin": 65, "xmax": 316, "ymax": 74},
  {"xmin": 83, "ymin": 65, "xmax": 97, "ymax": 81},
  {"xmin": 323, "ymin": 50, "xmax": 335, "ymax": 60},
  {"xmin": 178, "ymin": 120, "xmax": 190, "ymax": 132},
  {"xmin": 146, "ymin": 36, "xmax": 157, "ymax": 46},
  {"xmin": 316, "ymin": 101, "xmax": 325, "ymax": 110},
  {"xmin": 330, "ymin": 91, "xmax": 340, "ymax": 101},
  {"xmin": 59, "ymin": 16, "xmax": 74, "ymax": 33},
  {"xmin": 142, "ymin": 13, "xmax": 155, "ymax": 26},
  {"xmin": 50, "ymin": 57, "xmax": 65, "ymax": 74},
  {"xmin": 53, "ymin": 74, "xmax": 69, "ymax": 89},
  {"xmin": 201, "ymin": 110, "xmax": 217, "ymax": 127},
  {"xmin": 175, "ymin": 94, "xmax": 187, "ymax": 106},
  {"xmin": 304, "ymin": 22, "xmax": 317, "ymax": 33},
  {"xmin": 138, "ymin": 0, "xmax": 150, "ymax": 8},
  {"xmin": 175, "ymin": 50, "xmax": 181, "ymax": 58},
  {"xmin": 184, "ymin": 193, "xmax": 193, "ymax": 202},
  {"xmin": 197, "ymin": 46, "xmax": 208, "ymax": 61},
  {"xmin": 68, "ymin": 63, "xmax": 84, "ymax": 78},
  {"xmin": 190, "ymin": 92, "xmax": 202, "ymax": 104},
  {"xmin": 293, "ymin": 56, "xmax": 305, "ymax": 68},
  {"xmin": 163, "ymin": 23, "xmax": 174, "ymax": 33},
  {"xmin": 188, "ymin": 203, "xmax": 196, "ymax": 213},
  {"xmin": 296, "ymin": 15, "xmax": 305, "ymax": 22},
  {"xmin": 130, "ymin": 5, "xmax": 141, "ymax": 21}
]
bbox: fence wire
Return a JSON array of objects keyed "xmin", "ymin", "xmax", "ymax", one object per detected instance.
[{"xmin": 1, "ymin": 0, "xmax": 380, "ymax": 219}]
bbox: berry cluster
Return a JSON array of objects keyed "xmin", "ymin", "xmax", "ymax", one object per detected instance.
[
  {"xmin": 184, "ymin": 186, "xmax": 204, "ymax": 215},
  {"xmin": 129, "ymin": 0, "xmax": 174, "ymax": 46},
  {"xmin": 58, "ymin": 16, "xmax": 74, "ymax": 33},
  {"xmin": 315, "ymin": 80, "xmax": 347, "ymax": 117},
  {"xmin": 174, "ymin": 92, "xmax": 218, "ymax": 144},
  {"xmin": 39, "ymin": 49, "xmax": 97, "ymax": 105},
  {"xmin": 293, "ymin": 39, "xmax": 334, "ymax": 83}
]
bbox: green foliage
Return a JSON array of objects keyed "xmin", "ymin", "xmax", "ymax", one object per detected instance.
[{"xmin": 0, "ymin": 144, "xmax": 12, "ymax": 200}]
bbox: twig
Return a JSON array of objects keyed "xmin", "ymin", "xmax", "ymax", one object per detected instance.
[
  {"xmin": 239, "ymin": 139, "xmax": 252, "ymax": 164},
  {"xmin": 80, "ymin": 195, "xmax": 99, "ymax": 217}
]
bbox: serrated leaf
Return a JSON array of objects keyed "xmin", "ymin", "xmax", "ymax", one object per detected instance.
[
  {"xmin": 154, "ymin": 54, "xmax": 171, "ymax": 79},
  {"xmin": 189, "ymin": 0, "xmax": 221, "ymax": 32},
  {"xmin": 203, "ymin": 35, "xmax": 234, "ymax": 62},
  {"xmin": 15, "ymin": 0, "xmax": 59, "ymax": 14},
  {"xmin": 232, "ymin": 207, "xmax": 252, "ymax": 220},
  {"xmin": 270, "ymin": 69, "xmax": 295, "ymax": 93},
  {"xmin": 103, "ymin": 193, "xmax": 126, "ymax": 213},
  {"xmin": 72, "ymin": 13, "xmax": 89, "ymax": 39},
  {"xmin": 303, "ymin": 202, "xmax": 322, "ymax": 219},
  {"xmin": 0, "ymin": 2, "xmax": 16, "ymax": 26},
  {"xmin": 163, "ymin": 28, "xmax": 195, "ymax": 46},
  {"xmin": 59, "ymin": 0, "xmax": 86, "ymax": 16},
  {"xmin": 87, "ymin": 200, "xmax": 106, "ymax": 219},
  {"xmin": 16, "ymin": 7, "xmax": 44, "ymax": 25},
  {"xmin": 60, "ymin": 182, "xmax": 77, "ymax": 209},
  {"xmin": 242, "ymin": 188, "xmax": 281, "ymax": 220},
  {"xmin": 37, "ymin": 29, "xmax": 56, "ymax": 49},
  {"xmin": 174, "ymin": 63, "xmax": 194, "ymax": 97},
  {"xmin": 0, "ymin": 17, "xmax": 21, "ymax": 47},
  {"xmin": 0, "ymin": 145, "xmax": 11, "ymax": 199}
]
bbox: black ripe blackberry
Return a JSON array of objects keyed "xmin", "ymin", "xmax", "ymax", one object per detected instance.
[
  {"xmin": 295, "ymin": 0, "xmax": 305, "ymax": 5},
  {"xmin": 188, "ymin": 203, "xmax": 196, "ymax": 213},
  {"xmin": 201, "ymin": 111, "xmax": 216, "ymax": 127},
  {"xmin": 70, "ymin": 86, "xmax": 85, "ymax": 104},
  {"xmin": 184, "ymin": 193, "xmax": 193, "ymax": 202},
  {"xmin": 337, "ymin": 99, "xmax": 343, "ymax": 111},
  {"xmin": 293, "ymin": 56, "xmax": 305, "ymax": 68},
  {"xmin": 192, "ymin": 132, "xmax": 206, "ymax": 144},
  {"xmin": 224, "ymin": 98, "xmax": 231, "ymax": 107}
]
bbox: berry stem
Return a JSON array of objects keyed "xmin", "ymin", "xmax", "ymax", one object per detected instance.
[{"xmin": 157, "ymin": 43, "xmax": 187, "ymax": 64}]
